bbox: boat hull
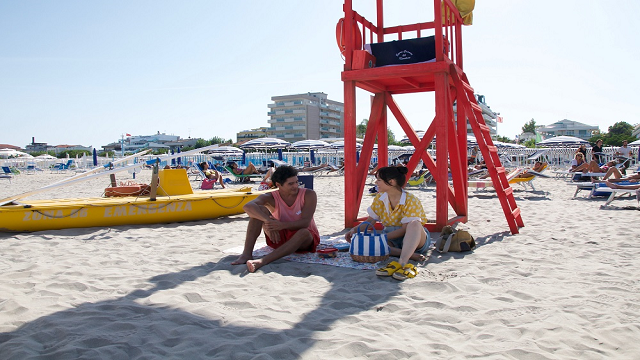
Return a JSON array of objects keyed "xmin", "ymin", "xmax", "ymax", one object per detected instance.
[{"xmin": 0, "ymin": 188, "xmax": 266, "ymax": 232}]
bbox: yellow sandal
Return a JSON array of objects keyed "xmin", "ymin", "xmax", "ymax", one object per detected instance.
[
  {"xmin": 375, "ymin": 261, "xmax": 402, "ymax": 276},
  {"xmin": 392, "ymin": 263, "xmax": 418, "ymax": 281}
]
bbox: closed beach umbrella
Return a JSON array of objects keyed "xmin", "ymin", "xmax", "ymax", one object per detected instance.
[
  {"xmin": 92, "ymin": 148, "xmax": 98, "ymax": 166},
  {"xmin": 277, "ymin": 148, "xmax": 283, "ymax": 161},
  {"xmin": 310, "ymin": 149, "xmax": 316, "ymax": 164},
  {"xmin": 177, "ymin": 147, "xmax": 181, "ymax": 165}
]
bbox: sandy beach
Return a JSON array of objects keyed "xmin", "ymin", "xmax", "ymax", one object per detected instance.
[{"xmin": 1, "ymin": 169, "xmax": 640, "ymax": 359}]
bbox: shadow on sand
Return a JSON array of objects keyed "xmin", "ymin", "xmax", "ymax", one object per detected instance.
[{"xmin": 0, "ymin": 256, "xmax": 404, "ymax": 358}]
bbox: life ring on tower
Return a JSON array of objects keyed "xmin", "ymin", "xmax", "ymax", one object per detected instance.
[{"xmin": 335, "ymin": 18, "xmax": 363, "ymax": 55}]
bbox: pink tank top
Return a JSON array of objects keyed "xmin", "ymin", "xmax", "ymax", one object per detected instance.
[{"xmin": 271, "ymin": 188, "xmax": 319, "ymax": 235}]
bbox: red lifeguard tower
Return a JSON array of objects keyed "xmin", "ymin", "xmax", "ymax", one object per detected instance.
[{"xmin": 339, "ymin": 0, "xmax": 523, "ymax": 234}]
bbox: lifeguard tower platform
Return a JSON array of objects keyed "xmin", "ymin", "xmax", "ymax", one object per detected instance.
[{"xmin": 339, "ymin": 0, "xmax": 523, "ymax": 234}]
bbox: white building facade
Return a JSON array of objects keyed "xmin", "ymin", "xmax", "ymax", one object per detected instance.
[
  {"xmin": 537, "ymin": 119, "xmax": 599, "ymax": 140},
  {"xmin": 267, "ymin": 92, "xmax": 344, "ymax": 142},
  {"xmin": 453, "ymin": 94, "xmax": 498, "ymax": 137}
]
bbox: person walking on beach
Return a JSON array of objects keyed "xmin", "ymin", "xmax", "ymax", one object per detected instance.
[
  {"xmin": 345, "ymin": 166, "xmax": 429, "ymax": 281},
  {"xmin": 231, "ymin": 165, "xmax": 320, "ymax": 273}
]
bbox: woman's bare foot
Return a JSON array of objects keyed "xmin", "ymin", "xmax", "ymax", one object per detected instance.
[
  {"xmin": 246, "ymin": 259, "xmax": 263, "ymax": 273},
  {"xmin": 231, "ymin": 254, "xmax": 253, "ymax": 265},
  {"xmin": 410, "ymin": 253, "xmax": 426, "ymax": 262}
]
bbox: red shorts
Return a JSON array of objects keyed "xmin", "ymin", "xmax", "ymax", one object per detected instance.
[{"xmin": 265, "ymin": 228, "xmax": 321, "ymax": 253}]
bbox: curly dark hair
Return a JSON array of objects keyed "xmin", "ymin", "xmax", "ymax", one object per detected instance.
[
  {"xmin": 377, "ymin": 166, "xmax": 408, "ymax": 188},
  {"xmin": 271, "ymin": 165, "xmax": 299, "ymax": 186}
]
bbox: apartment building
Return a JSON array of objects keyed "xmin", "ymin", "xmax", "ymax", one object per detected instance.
[
  {"xmin": 537, "ymin": 119, "xmax": 598, "ymax": 140},
  {"xmin": 236, "ymin": 127, "xmax": 272, "ymax": 143},
  {"xmin": 266, "ymin": 92, "xmax": 344, "ymax": 142},
  {"xmin": 453, "ymin": 94, "xmax": 498, "ymax": 137}
]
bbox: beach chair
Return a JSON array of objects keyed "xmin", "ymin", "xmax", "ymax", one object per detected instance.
[
  {"xmin": 1, "ymin": 166, "xmax": 12, "ymax": 183},
  {"xmin": 602, "ymin": 188, "xmax": 639, "ymax": 207},
  {"xmin": 508, "ymin": 163, "xmax": 550, "ymax": 191},
  {"xmin": 465, "ymin": 168, "xmax": 524, "ymax": 191},
  {"xmin": 224, "ymin": 166, "xmax": 263, "ymax": 183},
  {"xmin": 407, "ymin": 170, "xmax": 430, "ymax": 189}
]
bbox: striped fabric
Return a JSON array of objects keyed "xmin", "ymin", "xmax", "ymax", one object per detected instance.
[{"xmin": 350, "ymin": 222, "xmax": 390, "ymax": 257}]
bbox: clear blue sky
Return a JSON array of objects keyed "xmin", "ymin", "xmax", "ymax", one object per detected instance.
[{"xmin": 1, "ymin": 1, "xmax": 638, "ymax": 149}]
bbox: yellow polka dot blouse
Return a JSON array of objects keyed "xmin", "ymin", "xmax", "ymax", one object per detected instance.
[{"xmin": 367, "ymin": 191, "xmax": 428, "ymax": 227}]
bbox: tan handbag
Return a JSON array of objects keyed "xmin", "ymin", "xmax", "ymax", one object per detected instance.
[{"xmin": 436, "ymin": 225, "xmax": 476, "ymax": 253}]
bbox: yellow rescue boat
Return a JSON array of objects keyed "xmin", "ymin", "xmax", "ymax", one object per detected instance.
[{"xmin": 0, "ymin": 169, "xmax": 267, "ymax": 232}]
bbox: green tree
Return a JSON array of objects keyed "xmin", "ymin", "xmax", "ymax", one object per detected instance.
[
  {"xmin": 521, "ymin": 119, "xmax": 536, "ymax": 134},
  {"xmin": 194, "ymin": 137, "xmax": 232, "ymax": 149},
  {"xmin": 56, "ymin": 150, "xmax": 91, "ymax": 158},
  {"xmin": 588, "ymin": 121, "xmax": 635, "ymax": 146},
  {"xmin": 356, "ymin": 119, "xmax": 368, "ymax": 138},
  {"xmin": 495, "ymin": 135, "xmax": 512, "ymax": 143},
  {"xmin": 523, "ymin": 139, "xmax": 537, "ymax": 148},
  {"xmin": 356, "ymin": 118, "xmax": 398, "ymax": 144}
]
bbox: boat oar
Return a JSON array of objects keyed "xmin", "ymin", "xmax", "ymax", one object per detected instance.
[
  {"xmin": 48, "ymin": 150, "xmax": 151, "ymax": 187},
  {"xmin": 0, "ymin": 145, "xmax": 222, "ymax": 206}
]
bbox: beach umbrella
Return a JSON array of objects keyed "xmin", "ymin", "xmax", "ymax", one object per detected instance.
[
  {"xmin": 628, "ymin": 139, "xmax": 640, "ymax": 146},
  {"xmin": 177, "ymin": 147, "xmax": 181, "ymax": 165},
  {"xmin": 310, "ymin": 149, "xmax": 316, "ymax": 164},
  {"xmin": 0, "ymin": 148, "xmax": 32, "ymax": 158},
  {"xmin": 171, "ymin": 149, "xmax": 176, "ymax": 166},
  {"xmin": 92, "ymin": 149, "xmax": 98, "ymax": 166},
  {"xmin": 208, "ymin": 146, "xmax": 244, "ymax": 156},
  {"xmin": 536, "ymin": 136, "xmax": 589, "ymax": 147},
  {"xmin": 290, "ymin": 139, "xmax": 330, "ymax": 150},
  {"xmin": 277, "ymin": 148, "xmax": 283, "ymax": 161},
  {"xmin": 240, "ymin": 137, "xmax": 290, "ymax": 149},
  {"xmin": 321, "ymin": 137, "xmax": 364, "ymax": 143},
  {"xmin": 327, "ymin": 141, "xmax": 362, "ymax": 150},
  {"xmin": 36, "ymin": 154, "xmax": 57, "ymax": 159},
  {"xmin": 388, "ymin": 145, "xmax": 406, "ymax": 152}
]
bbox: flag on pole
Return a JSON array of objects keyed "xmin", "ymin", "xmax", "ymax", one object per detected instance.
[
  {"xmin": 497, "ymin": 116, "xmax": 503, "ymax": 123},
  {"xmin": 126, "ymin": 133, "xmax": 132, "ymax": 136}
]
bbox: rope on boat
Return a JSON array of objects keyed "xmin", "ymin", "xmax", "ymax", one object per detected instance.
[
  {"xmin": 33, "ymin": 208, "xmax": 85, "ymax": 219},
  {"xmin": 210, "ymin": 196, "xmax": 247, "ymax": 209}
]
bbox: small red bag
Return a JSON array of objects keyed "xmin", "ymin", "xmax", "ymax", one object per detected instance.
[{"xmin": 201, "ymin": 178, "xmax": 215, "ymax": 190}]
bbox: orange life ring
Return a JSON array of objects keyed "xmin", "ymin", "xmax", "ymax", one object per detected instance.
[{"xmin": 335, "ymin": 18, "xmax": 363, "ymax": 54}]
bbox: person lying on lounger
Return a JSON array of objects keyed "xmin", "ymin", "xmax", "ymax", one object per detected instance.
[
  {"xmin": 229, "ymin": 161, "xmax": 262, "ymax": 175},
  {"xmin": 231, "ymin": 165, "xmax": 320, "ymax": 273},
  {"xmin": 602, "ymin": 170, "xmax": 640, "ymax": 183},
  {"xmin": 605, "ymin": 180, "xmax": 640, "ymax": 190},
  {"xmin": 570, "ymin": 153, "xmax": 616, "ymax": 174},
  {"xmin": 515, "ymin": 161, "xmax": 547, "ymax": 179},
  {"xmin": 199, "ymin": 162, "xmax": 225, "ymax": 189}
]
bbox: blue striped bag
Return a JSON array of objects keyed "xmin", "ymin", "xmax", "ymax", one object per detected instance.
[{"xmin": 350, "ymin": 222, "xmax": 390, "ymax": 263}]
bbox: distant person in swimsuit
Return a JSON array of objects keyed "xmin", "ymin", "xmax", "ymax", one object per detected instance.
[
  {"xmin": 229, "ymin": 161, "xmax": 262, "ymax": 175},
  {"xmin": 199, "ymin": 162, "xmax": 225, "ymax": 189},
  {"xmin": 231, "ymin": 165, "xmax": 320, "ymax": 273}
]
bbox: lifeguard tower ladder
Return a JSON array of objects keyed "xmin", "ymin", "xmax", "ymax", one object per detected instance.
[{"xmin": 340, "ymin": 0, "xmax": 523, "ymax": 234}]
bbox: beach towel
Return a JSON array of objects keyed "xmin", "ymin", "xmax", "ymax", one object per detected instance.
[{"xmin": 225, "ymin": 236, "xmax": 406, "ymax": 270}]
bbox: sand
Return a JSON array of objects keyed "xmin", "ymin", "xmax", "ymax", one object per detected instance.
[{"xmin": 1, "ymin": 169, "xmax": 640, "ymax": 359}]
